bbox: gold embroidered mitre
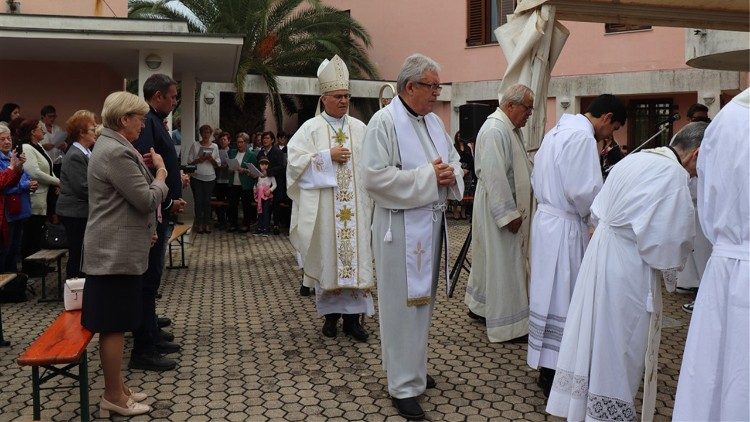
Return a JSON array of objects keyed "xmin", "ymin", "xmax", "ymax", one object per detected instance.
[{"xmin": 317, "ymin": 55, "xmax": 350, "ymax": 94}]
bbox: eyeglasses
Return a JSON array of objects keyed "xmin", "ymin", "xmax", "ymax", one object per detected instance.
[
  {"xmin": 325, "ymin": 93, "xmax": 351, "ymax": 101},
  {"xmin": 517, "ymin": 103, "xmax": 534, "ymax": 113},
  {"xmin": 414, "ymin": 81, "xmax": 443, "ymax": 93}
]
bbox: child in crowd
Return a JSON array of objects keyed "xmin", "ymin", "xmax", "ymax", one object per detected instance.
[{"xmin": 254, "ymin": 158, "xmax": 276, "ymax": 236}]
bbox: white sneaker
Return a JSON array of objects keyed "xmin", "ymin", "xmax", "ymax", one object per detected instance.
[{"xmin": 682, "ymin": 301, "xmax": 695, "ymax": 313}]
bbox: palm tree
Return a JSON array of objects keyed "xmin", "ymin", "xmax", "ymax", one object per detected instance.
[{"xmin": 129, "ymin": 0, "xmax": 380, "ymax": 127}]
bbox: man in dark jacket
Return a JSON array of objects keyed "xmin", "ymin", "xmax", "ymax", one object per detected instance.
[{"xmin": 130, "ymin": 73, "xmax": 187, "ymax": 371}]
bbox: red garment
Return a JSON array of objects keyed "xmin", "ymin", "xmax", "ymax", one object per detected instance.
[{"xmin": 0, "ymin": 167, "xmax": 24, "ymax": 247}]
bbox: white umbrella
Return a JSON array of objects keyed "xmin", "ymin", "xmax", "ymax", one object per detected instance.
[{"xmin": 495, "ymin": 4, "xmax": 569, "ymax": 151}]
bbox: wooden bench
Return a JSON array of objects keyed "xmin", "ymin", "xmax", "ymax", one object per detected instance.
[
  {"xmin": 167, "ymin": 223, "xmax": 191, "ymax": 269},
  {"xmin": 24, "ymin": 249, "xmax": 67, "ymax": 302},
  {"xmin": 18, "ymin": 310, "xmax": 93, "ymax": 421},
  {"xmin": 0, "ymin": 273, "xmax": 17, "ymax": 347}
]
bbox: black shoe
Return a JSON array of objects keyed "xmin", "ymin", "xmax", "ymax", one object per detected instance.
[
  {"xmin": 322, "ymin": 314, "xmax": 340, "ymax": 338},
  {"xmin": 155, "ymin": 340, "xmax": 181, "ymax": 354},
  {"xmin": 128, "ymin": 352, "xmax": 177, "ymax": 372},
  {"xmin": 392, "ymin": 397, "xmax": 425, "ymax": 420},
  {"xmin": 342, "ymin": 314, "xmax": 369, "ymax": 342},
  {"xmin": 468, "ymin": 310, "xmax": 486, "ymax": 323},
  {"xmin": 160, "ymin": 329, "xmax": 174, "ymax": 342},
  {"xmin": 537, "ymin": 367, "xmax": 555, "ymax": 398},
  {"xmin": 157, "ymin": 317, "xmax": 171, "ymax": 328},
  {"xmin": 227, "ymin": 226, "xmax": 238, "ymax": 232},
  {"xmin": 300, "ymin": 285, "xmax": 312, "ymax": 297},
  {"xmin": 426, "ymin": 374, "xmax": 436, "ymax": 389},
  {"xmin": 155, "ymin": 292, "xmax": 162, "ymax": 299},
  {"xmin": 273, "ymin": 226, "xmax": 280, "ymax": 235},
  {"xmin": 509, "ymin": 334, "xmax": 528, "ymax": 344}
]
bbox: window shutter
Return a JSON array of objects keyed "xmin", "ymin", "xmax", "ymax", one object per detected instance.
[
  {"xmin": 467, "ymin": 0, "xmax": 487, "ymax": 46},
  {"xmin": 499, "ymin": 0, "xmax": 515, "ymax": 26}
]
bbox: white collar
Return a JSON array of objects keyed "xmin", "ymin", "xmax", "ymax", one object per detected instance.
[{"xmin": 72, "ymin": 142, "xmax": 91, "ymax": 156}]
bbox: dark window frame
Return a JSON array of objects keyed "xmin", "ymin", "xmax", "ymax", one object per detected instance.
[
  {"xmin": 605, "ymin": 23, "xmax": 652, "ymax": 34},
  {"xmin": 466, "ymin": 0, "xmax": 516, "ymax": 46}
]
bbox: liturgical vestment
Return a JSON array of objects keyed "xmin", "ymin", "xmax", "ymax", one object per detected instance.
[
  {"xmin": 528, "ymin": 113, "xmax": 603, "ymax": 370},
  {"xmin": 362, "ymin": 96, "xmax": 463, "ymax": 399},
  {"xmin": 674, "ymin": 88, "xmax": 750, "ymax": 421},
  {"xmin": 465, "ymin": 109, "xmax": 532, "ymax": 342},
  {"xmin": 287, "ymin": 112, "xmax": 374, "ymax": 315},
  {"xmin": 546, "ymin": 147, "xmax": 694, "ymax": 421}
]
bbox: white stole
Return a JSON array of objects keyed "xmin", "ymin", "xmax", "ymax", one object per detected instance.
[{"xmin": 386, "ymin": 96, "xmax": 449, "ymax": 306}]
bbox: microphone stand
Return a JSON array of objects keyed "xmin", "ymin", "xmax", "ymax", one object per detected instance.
[{"xmin": 630, "ymin": 122, "xmax": 672, "ymax": 154}]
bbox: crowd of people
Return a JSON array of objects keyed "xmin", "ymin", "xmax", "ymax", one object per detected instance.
[{"xmin": 1, "ymin": 51, "xmax": 746, "ymax": 421}]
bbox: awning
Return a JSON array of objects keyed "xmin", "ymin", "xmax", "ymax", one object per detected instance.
[
  {"xmin": 0, "ymin": 15, "xmax": 244, "ymax": 81},
  {"xmin": 516, "ymin": 0, "xmax": 749, "ymax": 32}
]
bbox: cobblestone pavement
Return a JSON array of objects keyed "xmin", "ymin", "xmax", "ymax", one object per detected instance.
[{"xmin": 0, "ymin": 220, "xmax": 693, "ymax": 421}]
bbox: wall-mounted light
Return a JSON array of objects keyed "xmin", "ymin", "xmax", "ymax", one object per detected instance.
[
  {"xmin": 559, "ymin": 96, "xmax": 570, "ymax": 109},
  {"xmin": 144, "ymin": 54, "xmax": 162, "ymax": 70},
  {"xmin": 702, "ymin": 96, "xmax": 715, "ymax": 106},
  {"xmin": 203, "ymin": 91, "xmax": 216, "ymax": 105}
]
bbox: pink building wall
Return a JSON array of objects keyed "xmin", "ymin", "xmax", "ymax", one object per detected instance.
[
  {"xmin": 323, "ymin": 1, "xmax": 688, "ymax": 83},
  {"xmin": 0, "ymin": 61, "xmax": 124, "ymax": 124},
  {"xmin": 10, "ymin": 0, "xmax": 128, "ymax": 17}
]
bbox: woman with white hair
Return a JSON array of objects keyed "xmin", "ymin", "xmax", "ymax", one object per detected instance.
[{"xmin": 81, "ymin": 91, "xmax": 168, "ymax": 417}]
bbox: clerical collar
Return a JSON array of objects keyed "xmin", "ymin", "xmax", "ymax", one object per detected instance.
[
  {"xmin": 322, "ymin": 111, "xmax": 346, "ymax": 124},
  {"xmin": 398, "ymin": 96, "xmax": 420, "ymax": 117},
  {"xmin": 666, "ymin": 146, "xmax": 683, "ymax": 166}
]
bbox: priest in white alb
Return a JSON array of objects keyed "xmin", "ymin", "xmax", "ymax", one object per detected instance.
[
  {"xmin": 528, "ymin": 94, "xmax": 627, "ymax": 396},
  {"xmin": 465, "ymin": 83, "xmax": 534, "ymax": 342},
  {"xmin": 674, "ymin": 88, "xmax": 749, "ymax": 421},
  {"xmin": 546, "ymin": 122, "xmax": 705, "ymax": 421},
  {"xmin": 287, "ymin": 55, "xmax": 374, "ymax": 342},
  {"xmin": 362, "ymin": 54, "xmax": 463, "ymax": 421}
]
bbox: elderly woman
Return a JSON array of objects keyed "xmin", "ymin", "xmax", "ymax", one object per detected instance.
[
  {"xmin": 0, "ymin": 125, "xmax": 29, "ymax": 273},
  {"xmin": 0, "ymin": 125, "xmax": 36, "ymax": 274},
  {"xmin": 82, "ymin": 91, "xmax": 168, "ymax": 417},
  {"xmin": 17, "ymin": 119, "xmax": 60, "ymax": 275},
  {"xmin": 227, "ymin": 132, "xmax": 257, "ymax": 232},
  {"xmin": 56, "ymin": 110, "xmax": 97, "ymax": 279},
  {"xmin": 186, "ymin": 124, "xmax": 219, "ymax": 233}
]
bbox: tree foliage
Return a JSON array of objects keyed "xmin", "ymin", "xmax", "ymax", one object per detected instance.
[{"xmin": 129, "ymin": 0, "xmax": 380, "ymax": 129}]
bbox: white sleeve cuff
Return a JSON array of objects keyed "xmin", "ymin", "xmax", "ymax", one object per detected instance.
[{"xmin": 298, "ymin": 149, "xmax": 337, "ymax": 189}]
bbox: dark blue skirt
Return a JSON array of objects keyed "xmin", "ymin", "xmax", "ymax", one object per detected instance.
[{"xmin": 81, "ymin": 274, "xmax": 142, "ymax": 333}]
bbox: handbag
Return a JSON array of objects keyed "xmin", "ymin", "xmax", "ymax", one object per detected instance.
[
  {"xmin": 63, "ymin": 277, "xmax": 85, "ymax": 311},
  {"xmin": 41, "ymin": 222, "xmax": 67, "ymax": 249}
]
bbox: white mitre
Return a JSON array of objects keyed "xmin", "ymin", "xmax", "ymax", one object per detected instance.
[{"xmin": 317, "ymin": 55, "xmax": 349, "ymax": 94}]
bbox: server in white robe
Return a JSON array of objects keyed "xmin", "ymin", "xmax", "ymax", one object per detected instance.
[
  {"xmin": 675, "ymin": 177, "xmax": 712, "ymax": 313},
  {"xmin": 362, "ymin": 54, "xmax": 463, "ymax": 421},
  {"xmin": 546, "ymin": 123, "xmax": 704, "ymax": 421},
  {"xmin": 674, "ymin": 88, "xmax": 750, "ymax": 421},
  {"xmin": 465, "ymin": 84, "xmax": 534, "ymax": 342},
  {"xmin": 528, "ymin": 94, "xmax": 627, "ymax": 396},
  {"xmin": 287, "ymin": 55, "xmax": 374, "ymax": 342}
]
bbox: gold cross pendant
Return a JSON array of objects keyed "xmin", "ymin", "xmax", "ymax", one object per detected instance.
[{"xmin": 334, "ymin": 128, "xmax": 348, "ymax": 146}]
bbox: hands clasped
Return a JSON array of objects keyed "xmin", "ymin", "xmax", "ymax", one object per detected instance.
[
  {"xmin": 432, "ymin": 158, "xmax": 456, "ymax": 187},
  {"xmin": 331, "ymin": 145, "xmax": 351, "ymax": 164}
]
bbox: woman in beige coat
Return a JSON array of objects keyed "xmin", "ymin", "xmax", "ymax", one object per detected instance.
[{"xmin": 81, "ymin": 92, "xmax": 168, "ymax": 417}]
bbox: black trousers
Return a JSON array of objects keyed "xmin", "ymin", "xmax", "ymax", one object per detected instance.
[
  {"xmin": 227, "ymin": 185, "xmax": 255, "ymax": 227},
  {"xmin": 21, "ymin": 215, "xmax": 46, "ymax": 274},
  {"xmin": 132, "ymin": 221, "xmax": 171, "ymax": 355},
  {"xmin": 60, "ymin": 216, "xmax": 87, "ymax": 279},
  {"xmin": 214, "ymin": 182, "xmax": 229, "ymax": 225}
]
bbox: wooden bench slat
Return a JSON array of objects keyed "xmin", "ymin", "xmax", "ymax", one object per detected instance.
[
  {"xmin": 168, "ymin": 224, "xmax": 191, "ymax": 244},
  {"xmin": 0, "ymin": 273, "xmax": 17, "ymax": 288},
  {"xmin": 18, "ymin": 311, "xmax": 93, "ymax": 366},
  {"xmin": 25, "ymin": 249, "xmax": 68, "ymax": 261}
]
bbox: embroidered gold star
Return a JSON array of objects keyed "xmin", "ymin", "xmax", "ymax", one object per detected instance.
[
  {"xmin": 336, "ymin": 206, "xmax": 353, "ymax": 222},
  {"xmin": 333, "ymin": 128, "xmax": 348, "ymax": 145}
]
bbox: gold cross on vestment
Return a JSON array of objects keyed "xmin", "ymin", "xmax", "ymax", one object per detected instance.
[{"xmin": 333, "ymin": 128, "xmax": 348, "ymax": 145}]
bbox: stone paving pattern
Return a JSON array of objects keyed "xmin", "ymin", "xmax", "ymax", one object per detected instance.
[{"xmin": 0, "ymin": 220, "xmax": 694, "ymax": 421}]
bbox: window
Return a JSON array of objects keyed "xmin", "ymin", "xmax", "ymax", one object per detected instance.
[
  {"xmin": 605, "ymin": 23, "xmax": 652, "ymax": 34},
  {"xmin": 467, "ymin": 0, "xmax": 516, "ymax": 46},
  {"xmin": 629, "ymin": 100, "xmax": 674, "ymax": 150}
]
